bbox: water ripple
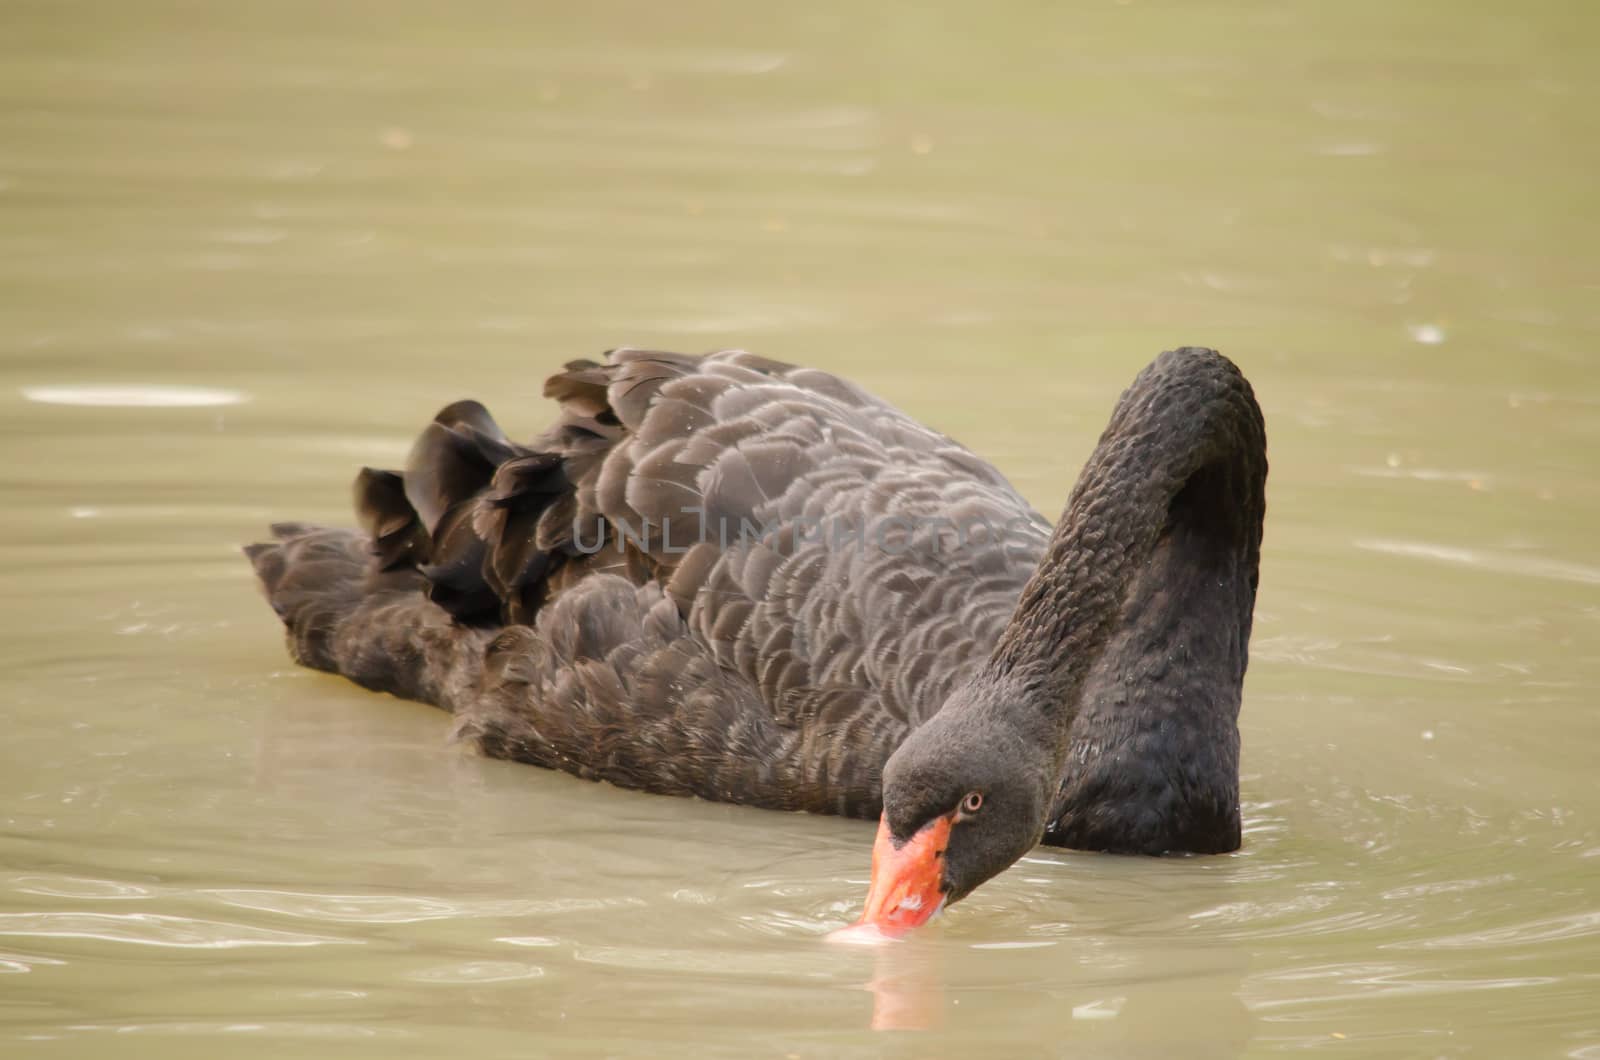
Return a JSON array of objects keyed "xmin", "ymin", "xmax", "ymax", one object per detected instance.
[
  {"xmin": 9, "ymin": 875, "xmax": 155, "ymax": 900},
  {"xmin": 20, "ymin": 384, "xmax": 248, "ymax": 408},
  {"xmin": 0, "ymin": 912, "xmax": 358, "ymax": 949},
  {"xmin": 60, "ymin": 1020, "xmax": 407, "ymax": 1040},
  {"xmin": 1395, "ymin": 910, "xmax": 1600, "ymax": 951},
  {"xmin": 1355, "ymin": 538, "xmax": 1600, "ymax": 587},
  {"xmin": 409, "ymin": 960, "xmax": 546, "ymax": 984},
  {"xmin": 1250, "ymin": 962, "xmax": 1558, "ymax": 1007},
  {"xmin": 573, "ymin": 943, "xmax": 808, "ymax": 976},
  {"xmin": 205, "ymin": 889, "xmax": 646, "ymax": 923},
  {"xmin": 0, "ymin": 950, "xmax": 67, "ymax": 974}
]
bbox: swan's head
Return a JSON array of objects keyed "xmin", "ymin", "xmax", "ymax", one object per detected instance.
[{"xmin": 847, "ymin": 682, "xmax": 1054, "ymax": 935}]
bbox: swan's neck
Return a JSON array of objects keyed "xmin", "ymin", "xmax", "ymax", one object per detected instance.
[{"xmin": 983, "ymin": 348, "xmax": 1267, "ymax": 772}]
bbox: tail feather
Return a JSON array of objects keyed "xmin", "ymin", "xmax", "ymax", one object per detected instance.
[
  {"xmin": 244, "ymin": 526, "xmax": 380, "ymax": 671},
  {"xmin": 244, "ymin": 523, "xmax": 486, "ymax": 708}
]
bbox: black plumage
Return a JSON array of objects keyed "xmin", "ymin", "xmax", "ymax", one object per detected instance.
[{"xmin": 247, "ymin": 346, "xmax": 1267, "ymax": 871}]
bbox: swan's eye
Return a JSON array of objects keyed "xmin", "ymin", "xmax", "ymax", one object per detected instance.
[{"xmin": 960, "ymin": 791, "xmax": 984, "ymax": 815}]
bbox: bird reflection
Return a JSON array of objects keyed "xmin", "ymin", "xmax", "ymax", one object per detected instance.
[{"xmin": 866, "ymin": 945, "xmax": 945, "ymax": 1030}]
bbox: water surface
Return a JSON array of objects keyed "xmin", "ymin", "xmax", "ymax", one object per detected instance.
[{"xmin": 3, "ymin": 1, "xmax": 1597, "ymax": 1056}]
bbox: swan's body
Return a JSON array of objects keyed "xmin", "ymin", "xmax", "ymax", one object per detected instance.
[{"xmin": 248, "ymin": 346, "xmax": 1266, "ymax": 924}]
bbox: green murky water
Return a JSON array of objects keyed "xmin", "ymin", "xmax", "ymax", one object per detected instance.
[{"xmin": 3, "ymin": 1, "xmax": 1597, "ymax": 1055}]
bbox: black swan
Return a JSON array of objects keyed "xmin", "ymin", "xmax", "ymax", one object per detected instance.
[{"xmin": 246, "ymin": 346, "xmax": 1267, "ymax": 934}]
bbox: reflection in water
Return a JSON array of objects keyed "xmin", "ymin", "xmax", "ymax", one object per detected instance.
[
  {"xmin": 863, "ymin": 943, "xmax": 945, "ymax": 1032},
  {"xmin": 825, "ymin": 922, "xmax": 949, "ymax": 1030}
]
